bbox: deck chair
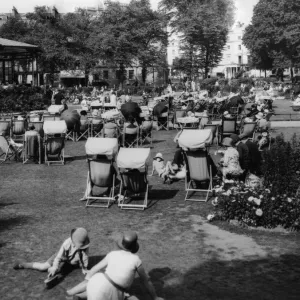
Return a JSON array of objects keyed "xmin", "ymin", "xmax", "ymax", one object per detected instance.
[
  {"xmin": 178, "ymin": 129, "xmax": 214, "ymax": 202},
  {"xmin": 28, "ymin": 121, "xmax": 44, "ymax": 138},
  {"xmin": 140, "ymin": 119, "xmax": 153, "ymax": 146},
  {"xmin": 102, "ymin": 120, "xmax": 120, "ymax": 139},
  {"xmin": 90, "ymin": 117, "xmax": 103, "ymax": 137},
  {"xmin": 81, "ymin": 138, "xmax": 118, "ymax": 208},
  {"xmin": 11, "ymin": 119, "xmax": 26, "ymax": 143},
  {"xmin": 0, "ymin": 120, "xmax": 11, "ymax": 137},
  {"xmin": 43, "ymin": 115, "xmax": 56, "ymax": 122},
  {"xmin": 0, "ymin": 135, "xmax": 23, "ymax": 164},
  {"xmin": 218, "ymin": 117, "xmax": 237, "ymax": 143},
  {"xmin": 43, "ymin": 121, "xmax": 67, "ymax": 166},
  {"xmin": 117, "ymin": 148, "xmax": 150, "ymax": 210},
  {"xmin": 122, "ymin": 122, "xmax": 139, "ymax": 148},
  {"xmin": 76, "ymin": 119, "xmax": 90, "ymax": 141},
  {"xmin": 23, "ymin": 131, "xmax": 41, "ymax": 164},
  {"xmin": 203, "ymin": 124, "xmax": 219, "ymax": 146},
  {"xmin": 154, "ymin": 106, "xmax": 170, "ymax": 131},
  {"xmin": 173, "ymin": 110, "xmax": 186, "ymax": 130},
  {"xmin": 239, "ymin": 121, "xmax": 257, "ymax": 140}
]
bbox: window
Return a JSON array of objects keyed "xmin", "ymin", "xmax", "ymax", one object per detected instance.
[
  {"xmin": 172, "ymin": 50, "xmax": 175, "ymax": 55},
  {"xmin": 103, "ymin": 70, "xmax": 109, "ymax": 79},
  {"xmin": 238, "ymin": 36, "xmax": 241, "ymax": 40},
  {"xmin": 128, "ymin": 70, "xmax": 134, "ymax": 80},
  {"xmin": 238, "ymin": 45, "xmax": 241, "ymax": 50},
  {"xmin": 227, "ymin": 45, "xmax": 230, "ymax": 49},
  {"xmin": 238, "ymin": 56, "xmax": 242, "ymax": 64}
]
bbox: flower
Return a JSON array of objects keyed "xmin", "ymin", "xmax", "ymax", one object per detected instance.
[
  {"xmin": 271, "ymin": 197, "xmax": 275, "ymax": 201},
  {"xmin": 255, "ymin": 209, "xmax": 263, "ymax": 216},
  {"xmin": 287, "ymin": 198, "xmax": 292, "ymax": 203},
  {"xmin": 265, "ymin": 189, "xmax": 271, "ymax": 193},
  {"xmin": 248, "ymin": 196, "xmax": 254, "ymax": 202},
  {"xmin": 212, "ymin": 197, "xmax": 218, "ymax": 206},
  {"xmin": 253, "ymin": 198, "xmax": 261, "ymax": 206},
  {"xmin": 207, "ymin": 214, "xmax": 215, "ymax": 221},
  {"xmin": 259, "ymin": 195, "xmax": 263, "ymax": 199}
]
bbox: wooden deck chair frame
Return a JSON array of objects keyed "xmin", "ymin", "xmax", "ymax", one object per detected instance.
[
  {"xmin": 139, "ymin": 120, "xmax": 153, "ymax": 146},
  {"xmin": 90, "ymin": 118, "xmax": 103, "ymax": 138},
  {"xmin": 23, "ymin": 134, "xmax": 42, "ymax": 164},
  {"xmin": 122, "ymin": 124, "xmax": 139, "ymax": 148},
  {"xmin": 239, "ymin": 121, "xmax": 257, "ymax": 141},
  {"xmin": 218, "ymin": 117, "xmax": 237, "ymax": 143},
  {"xmin": 118, "ymin": 167, "xmax": 149, "ymax": 210},
  {"xmin": 44, "ymin": 134, "xmax": 65, "ymax": 166},
  {"xmin": 154, "ymin": 107, "xmax": 170, "ymax": 131},
  {"xmin": 203, "ymin": 124, "xmax": 219, "ymax": 146},
  {"xmin": 183, "ymin": 149, "xmax": 213, "ymax": 202},
  {"xmin": 84, "ymin": 158, "xmax": 116, "ymax": 208},
  {"xmin": 76, "ymin": 120, "xmax": 90, "ymax": 141},
  {"xmin": 0, "ymin": 135, "xmax": 22, "ymax": 164}
]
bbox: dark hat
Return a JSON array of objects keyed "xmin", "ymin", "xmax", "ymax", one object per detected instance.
[
  {"xmin": 230, "ymin": 133, "xmax": 240, "ymax": 144},
  {"xmin": 117, "ymin": 231, "xmax": 139, "ymax": 254}
]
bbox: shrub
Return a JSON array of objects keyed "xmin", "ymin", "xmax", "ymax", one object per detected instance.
[{"xmin": 212, "ymin": 181, "xmax": 300, "ymax": 231}]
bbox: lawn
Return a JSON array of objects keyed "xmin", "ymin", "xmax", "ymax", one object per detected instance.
[
  {"xmin": 1, "ymin": 96, "xmax": 300, "ymax": 300},
  {"xmin": 1, "ymin": 127, "xmax": 300, "ymax": 300}
]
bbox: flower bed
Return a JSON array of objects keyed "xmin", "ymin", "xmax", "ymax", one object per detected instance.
[{"xmin": 209, "ymin": 134, "xmax": 300, "ymax": 231}]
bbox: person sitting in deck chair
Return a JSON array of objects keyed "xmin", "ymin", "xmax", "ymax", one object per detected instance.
[{"xmin": 13, "ymin": 228, "xmax": 90, "ymax": 289}]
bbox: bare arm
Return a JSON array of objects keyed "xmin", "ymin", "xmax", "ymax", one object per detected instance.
[
  {"xmin": 136, "ymin": 265, "xmax": 164, "ymax": 300},
  {"xmin": 85, "ymin": 255, "xmax": 108, "ymax": 280}
]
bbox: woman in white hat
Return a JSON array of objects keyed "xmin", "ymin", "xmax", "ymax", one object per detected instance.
[{"xmin": 66, "ymin": 232, "xmax": 164, "ymax": 300}]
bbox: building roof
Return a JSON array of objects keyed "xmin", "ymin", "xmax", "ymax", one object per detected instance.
[{"xmin": 0, "ymin": 37, "xmax": 40, "ymax": 59}]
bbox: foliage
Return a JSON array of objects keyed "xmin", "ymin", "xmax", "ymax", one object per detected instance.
[
  {"xmin": 0, "ymin": 86, "xmax": 46, "ymax": 113},
  {"xmin": 212, "ymin": 180, "xmax": 300, "ymax": 231},
  {"xmin": 243, "ymin": 0, "xmax": 300, "ymax": 77},
  {"xmin": 262, "ymin": 134, "xmax": 300, "ymax": 196}
]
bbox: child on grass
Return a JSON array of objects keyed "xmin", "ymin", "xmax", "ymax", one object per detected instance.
[{"xmin": 13, "ymin": 227, "xmax": 90, "ymax": 289}]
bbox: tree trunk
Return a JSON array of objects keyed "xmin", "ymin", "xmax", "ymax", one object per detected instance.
[
  {"xmin": 290, "ymin": 64, "xmax": 294, "ymax": 80},
  {"xmin": 142, "ymin": 65, "xmax": 147, "ymax": 84},
  {"xmin": 265, "ymin": 69, "xmax": 266, "ymax": 78}
]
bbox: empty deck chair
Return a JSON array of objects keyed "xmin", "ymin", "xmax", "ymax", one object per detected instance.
[
  {"xmin": 0, "ymin": 135, "xmax": 23, "ymax": 164},
  {"xmin": 11, "ymin": 119, "xmax": 26, "ymax": 142},
  {"xmin": 81, "ymin": 137, "xmax": 118, "ymax": 208},
  {"xmin": 122, "ymin": 122, "xmax": 139, "ymax": 148},
  {"xmin": 178, "ymin": 129, "xmax": 213, "ymax": 202},
  {"xmin": 139, "ymin": 118, "xmax": 153, "ymax": 146},
  {"xmin": 76, "ymin": 119, "xmax": 90, "ymax": 141},
  {"xmin": 117, "ymin": 147, "xmax": 151, "ymax": 210},
  {"xmin": 43, "ymin": 121, "xmax": 67, "ymax": 166},
  {"xmin": 23, "ymin": 130, "xmax": 41, "ymax": 164},
  {"xmin": 218, "ymin": 116, "xmax": 237, "ymax": 143}
]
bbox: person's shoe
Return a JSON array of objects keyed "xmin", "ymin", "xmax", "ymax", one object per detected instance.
[
  {"xmin": 13, "ymin": 263, "xmax": 24, "ymax": 270},
  {"xmin": 44, "ymin": 273, "xmax": 63, "ymax": 289}
]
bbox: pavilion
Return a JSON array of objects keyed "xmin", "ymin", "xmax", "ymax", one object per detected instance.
[{"xmin": 0, "ymin": 37, "xmax": 40, "ymax": 85}]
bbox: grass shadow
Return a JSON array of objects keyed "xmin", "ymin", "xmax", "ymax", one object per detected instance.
[{"xmin": 0, "ymin": 215, "xmax": 29, "ymax": 233}]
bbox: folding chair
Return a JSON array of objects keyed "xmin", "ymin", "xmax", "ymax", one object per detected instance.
[
  {"xmin": 102, "ymin": 120, "xmax": 120, "ymax": 139},
  {"xmin": 139, "ymin": 119, "xmax": 153, "ymax": 146},
  {"xmin": 28, "ymin": 121, "xmax": 44, "ymax": 138},
  {"xmin": 90, "ymin": 118, "xmax": 103, "ymax": 137},
  {"xmin": 23, "ymin": 131, "xmax": 41, "ymax": 164},
  {"xmin": 0, "ymin": 120, "xmax": 11, "ymax": 137},
  {"xmin": 0, "ymin": 135, "xmax": 23, "ymax": 164},
  {"xmin": 43, "ymin": 121, "xmax": 67, "ymax": 166},
  {"xmin": 218, "ymin": 117, "xmax": 237, "ymax": 143},
  {"xmin": 117, "ymin": 148, "xmax": 151, "ymax": 210},
  {"xmin": 239, "ymin": 121, "xmax": 257, "ymax": 140},
  {"xmin": 177, "ymin": 129, "xmax": 214, "ymax": 202},
  {"xmin": 76, "ymin": 119, "xmax": 90, "ymax": 141},
  {"xmin": 155, "ymin": 106, "xmax": 170, "ymax": 131},
  {"xmin": 81, "ymin": 138, "xmax": 118, "ymax": 208},
  {"xmin": 203, "ymin": 124, "xmax": 219, "ymax": 146},
  {"xmin": 11, "ymin": 119, "xmax": 26, "ymax": 143},
  {"xmin": 122, "ymin": 122, "xmax": 139, "ymax": 148},
  {"xmin": 43, "ymin": 115, "xmax": 56, "ymax": 122}
]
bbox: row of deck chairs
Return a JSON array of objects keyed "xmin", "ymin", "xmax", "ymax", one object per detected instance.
[{"xmin": 81, "ymin": 138, "xmax": 150, "ymax": 210}]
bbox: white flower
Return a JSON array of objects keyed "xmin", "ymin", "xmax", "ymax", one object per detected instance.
[
  {"xmin": 255, "ymin": 209, "xmax": 263, "ymax": 216},
  {"xmin": 259, "ymin": 195, "xmax": 263, "ymax": 199},
  {"xmin": 271, "ymin": 197, "xmax": 275, "ymax": 201},
  {"xmin": 265, "ymin": 189, "xmax": 271, "ymax": 193},
  {"xmin": 248, "ymin": 196, "xmax": 254, "ymax": 202},
  {"xmin": 207, "ymin": 214, "xmax": 215, "ymax": 221},
  {"xmin": 253, "ymin": 198, "xmax": 261, "ymax": 206},
  {"xmin": 287, "ymin": 198, "xmax": 292, "ymax": 203},
  {"xmin": 212, "ymin": 197, "xmax": 218, "ymax": 206}
]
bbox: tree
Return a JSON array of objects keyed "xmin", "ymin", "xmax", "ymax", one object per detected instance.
[
  {"xmin": 243, "ymin": 0, "xmax": 300, "ymax": 79},
  {"xmin": 160, "ymin": 0, "xmax": 232, "ymax": 78}
]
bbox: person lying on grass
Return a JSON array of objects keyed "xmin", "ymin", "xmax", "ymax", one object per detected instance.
[
  {"xmin": 13, "ymin": 227, "xmax": 90, "ymax": 289},
  {"xmin": 65, "ymin": 231, "xmax": 164, "ymax": 300}
]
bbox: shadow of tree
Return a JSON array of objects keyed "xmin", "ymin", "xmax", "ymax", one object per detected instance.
[
  {"xmin": 129, "ymin": 255, "xmax": 300, "ymax": 300},
  {"xmin": 0, "ymin": 216, "xmax": 29, "ymax": 233}
]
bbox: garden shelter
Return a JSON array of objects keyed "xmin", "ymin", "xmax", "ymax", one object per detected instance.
[{"xmin": 0, "ymin": 37, "xmax": 40, "ymax": 85}]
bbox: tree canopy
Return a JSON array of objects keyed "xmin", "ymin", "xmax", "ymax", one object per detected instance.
[{"xmin": 243, "ymin": 0, "xmax": 300, "ymax": 77}]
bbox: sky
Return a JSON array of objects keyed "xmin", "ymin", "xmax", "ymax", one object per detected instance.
[{"xmin": 0, "ymin": 0, "xmax": 259, "ymax": 24}]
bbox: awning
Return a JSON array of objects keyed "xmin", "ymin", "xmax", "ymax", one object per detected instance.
[{"xmin": 60, "ymin": 70, "xmax": 85, "ymax": 78}]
